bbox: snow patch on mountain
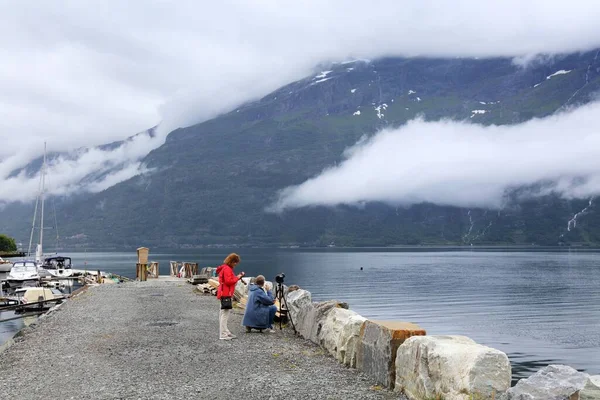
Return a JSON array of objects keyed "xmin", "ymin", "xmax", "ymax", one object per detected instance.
[
  {"xmin": 535, "ymin": 70, "xmax": 573, "ymax": 87},
  {"xmin": 312, "ymin": 77, "xmax": 331, "ymax": 84},
  {"xmin": 547, "ymin": 69, "xmax": 572, "ymax": 79},
  {"xmin": 374, "ymin": 104, "xmax": 388, "ymax": 119},
  {"xmin": 314, "ymin": 70, "xmax": 333, "ymax": 79}
]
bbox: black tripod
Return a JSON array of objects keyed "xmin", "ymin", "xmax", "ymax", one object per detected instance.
[{"xmin": 275, "ymin": 282, "xmax": 296, "ymax": 334}]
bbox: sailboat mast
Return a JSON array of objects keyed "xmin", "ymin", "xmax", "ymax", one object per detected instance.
[
  {"xmin": 39, "ymin": 142, "xmax": 46, "ymax": 258},
  {"xmin": 27, "ymin": 179, "xmax": 41, "ymax": 257}
]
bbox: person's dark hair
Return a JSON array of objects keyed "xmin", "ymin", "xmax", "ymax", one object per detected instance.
[
  {"xmin": 255, "ymin": 275, "xmax": 265, "ymax": 286},
  {"xmin": 223, "ymin": 253, "xmax": 241, "ymax": 267}
]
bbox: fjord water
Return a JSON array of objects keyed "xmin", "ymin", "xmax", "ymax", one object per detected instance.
[{"xmin": 4, "ymin": 249, "xmax": 599, "ymax": 382}]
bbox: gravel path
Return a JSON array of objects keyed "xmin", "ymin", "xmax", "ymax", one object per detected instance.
[{"xmin": 0, "ymin": 281, "xmax": 404, "ymax": 399}]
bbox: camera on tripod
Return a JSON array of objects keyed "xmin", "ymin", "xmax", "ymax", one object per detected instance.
[
  {"xmin": 275, "ymin": 273, "xmax": 285, "ymax": 284},
  {"xmin": 273, "ymin": 272, "xmax": 296, "ymax": 334}
]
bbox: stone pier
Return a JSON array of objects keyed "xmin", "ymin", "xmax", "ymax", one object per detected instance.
[{"xmin": 0, "ymin": 280, "xmax": 402, "ymax": 399}]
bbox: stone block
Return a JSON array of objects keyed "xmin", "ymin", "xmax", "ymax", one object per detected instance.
[
  {"xmin": 395, "ymin": 335, "xmax": 511, "ymax": 400},
  {"xmin": 286, "ymin": 289, "xmax": 348, "ymax": 344},
  {"xmin": 318, "ymin": 308, "xmax": 367, "ymax": 367},
  {"xmin": 286, "ymin": 289, "xmax": 314, "ymax": 339},
  {"xmin": 500, "ymin": 364, "xmax": 589, "ymax": 400},
  {"xmin": 581, "ymin": 375, "xmax": 600, "ymax": 400},
  {"xmin": 357, "ymin": 320, "xmax": 426, "ymax": 389}
]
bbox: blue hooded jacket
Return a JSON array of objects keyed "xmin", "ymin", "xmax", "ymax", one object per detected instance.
[{"xmin": 242, "ymin": 284, "xmax": 275, "ymax": 329}]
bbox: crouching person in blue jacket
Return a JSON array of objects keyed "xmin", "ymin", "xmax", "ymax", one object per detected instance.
[{"xmin": 242, "ymin": 275, "xmax": 277, "ymax": 333}]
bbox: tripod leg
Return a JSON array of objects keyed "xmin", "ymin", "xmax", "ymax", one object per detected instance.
[
  {"xmin": 280, "ymin": 290, "xmax": 297, "ymax": 334},
  {"xmin": 277, "ymin": 285, "xmax": 283, "ymax": 330}
]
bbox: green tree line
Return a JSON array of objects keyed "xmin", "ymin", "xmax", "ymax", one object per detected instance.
[{"xmin": 0, "ymin": 234, "xmax": 17, "ymax": 252}]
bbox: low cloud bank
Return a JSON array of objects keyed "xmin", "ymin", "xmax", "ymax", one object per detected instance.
[
  {"xmin": 271, "ymin": 101, "xmax": 600, "ymax": 212},
  {"xmin": 0, "ymin": 130, "xmax": 162, "ymax": 204},
  {"xmin": 2, "ymin": 0, "xmax": 600, "ymax": 204}
]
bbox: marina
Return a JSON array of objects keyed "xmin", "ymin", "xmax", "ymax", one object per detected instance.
[{"xmin": 1, "ymin": 279, "xmax": 396, "ymax": 399}]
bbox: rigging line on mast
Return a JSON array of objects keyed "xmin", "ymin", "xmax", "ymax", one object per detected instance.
[
  {"xmin": 27, "ymin": 158, "xmax": 44, "ymax": 257},
  {"xmin": 53, "ymin": 197, "xmax": 60, "ymax": 252},
  {"xmin": 39, "ymin": 142, "xmax": 46, "ymax": 261}
]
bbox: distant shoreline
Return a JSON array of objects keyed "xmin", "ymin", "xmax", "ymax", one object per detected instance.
[
  {"xmin": 0, "ymin": 252, "xmax": 25, "ymax": 258},
  {"xmin": 52, "ymin": 245, "xmax": 600, "ymax": 253}
]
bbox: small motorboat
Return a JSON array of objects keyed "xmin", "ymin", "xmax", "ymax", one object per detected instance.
[
  {"xmin": 11, "ymin": 287, "xmax": 65, "ymax": 311},
  {"xmin": 4, "ymin": 261, "xmax": 41, "ymax": 288},
  {"xmin": 0, "ymin": 256, "xmax": 13, "ymax": 273},
  {"xmin": 39, "ymin": 255, "xmax": 74, "ymax": 277}
]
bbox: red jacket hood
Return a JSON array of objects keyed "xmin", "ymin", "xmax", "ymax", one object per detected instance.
[{"xmin": 216, "ymin": 264, "xmax": 229, "ymax": 274}]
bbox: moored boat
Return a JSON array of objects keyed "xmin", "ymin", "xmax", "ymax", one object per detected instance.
[
  {"xmin": 0, "ymin": 256, "xmax": 13, "ymax": 273},
  {"xmin": 39, "ymin": 255, "xmax": 74, "ymax": 277},
  {"xmin": 4, "ymin": 261, "xmax": 41, "ymax": 288},
  {"xmin": 10, "ymin": 287, "xmax": 65, "ymax": 311}
]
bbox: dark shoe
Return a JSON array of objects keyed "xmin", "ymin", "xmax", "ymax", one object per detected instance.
[{"xmin": 245, "ymin": 326, "xmax": 252, "ymax": 333}]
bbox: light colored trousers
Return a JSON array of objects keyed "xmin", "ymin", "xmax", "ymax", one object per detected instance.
[{"xmin": 219, "ymin": 308, "xmax": 231, "ymax": 337}]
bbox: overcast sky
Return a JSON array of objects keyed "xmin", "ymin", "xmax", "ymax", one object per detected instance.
[{"xmin": 1, "ymin": 0, "xmax": 600, "ymax": 203}]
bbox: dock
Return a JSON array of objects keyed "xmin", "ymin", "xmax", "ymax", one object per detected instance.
[
  {"xmin": 0, "ymin": 251, "xmax": 25, "ymax": 258},
  {"xmin": 0, "ymin": 279, "xmax": 400, "ymax": 399}
]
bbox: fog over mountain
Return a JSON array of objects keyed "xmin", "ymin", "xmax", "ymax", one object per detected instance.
[
  {"xmin": 2, "ymin": 1, "xmax": 600, "ymax": 203},
  {"xmin": 272, "ymin": 101, "xmax": 600, "ymax": 211}
]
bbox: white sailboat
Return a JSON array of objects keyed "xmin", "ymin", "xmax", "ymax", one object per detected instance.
[{"xmin": 27, "ymin": 143, "xmax": 74, "ymax": 278}]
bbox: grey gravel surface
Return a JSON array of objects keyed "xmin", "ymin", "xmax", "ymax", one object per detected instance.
[{"xmin": 0, "ymin": 281, "xmax": 404, "ymax": 399}]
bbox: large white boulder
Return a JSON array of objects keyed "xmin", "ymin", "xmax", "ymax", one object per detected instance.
[
  {"xmin": 286, "ymin": 289, "xmax": 348, "ymax": 344},
  {"xmin": 582, "ymin": 375, "xmax": 600, "ymax": 400},
  {"xmin": 395, "ymin": 335, "xmax": 511, "ymax": 400},
  {"xmin": 318, "ymin": 308, "xmax": 366, "ymax": 367},
  {"xmin": 233, "ymin": 278, "xmax": 250, "ymax": 300},
  {"xmin": 500, "ymin": 364, "xmax": 589, "ymax": 400},
  {"xmin": 286, "ymin": 289, "xmax": 314, "ymax": 338}
]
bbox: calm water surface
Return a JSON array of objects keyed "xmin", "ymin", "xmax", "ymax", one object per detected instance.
[{"xmin": 2, "ymin": 249, "xmax": 599, "ymax": 382}]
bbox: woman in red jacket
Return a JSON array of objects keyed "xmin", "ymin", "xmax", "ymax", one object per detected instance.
[{"xmin": 216, "ymin": 253, "xmax": 244, "ymax": 340}]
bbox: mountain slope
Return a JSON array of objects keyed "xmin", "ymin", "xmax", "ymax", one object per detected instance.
[{"xmin": 2, "ymin": 51, "xmax": 600, "ymax": 248}]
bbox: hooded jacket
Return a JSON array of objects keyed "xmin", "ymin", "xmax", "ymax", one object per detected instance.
[
  {"xmin": 216, "ymin": 264, "xmax": 239, "ymax": 299},
  {"xmin": 242, "ymin": 284, "xmax": 275, "ymax": 329}
]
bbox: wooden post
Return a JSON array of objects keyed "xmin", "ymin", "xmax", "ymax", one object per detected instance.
[
  {"xmin": 148, "ymin": 261, "xmax": 159, "ymax": 278},
  {"xmin": 183, "ymin": 262, "xmax": 198, "ymax": 278},
  {"xmin": 136, "ymin": 263, "xmax": 148, "ymax": 281},
  {"xmin": 170, "ymin": 261, "xmax": 178, "ymax": 276}
]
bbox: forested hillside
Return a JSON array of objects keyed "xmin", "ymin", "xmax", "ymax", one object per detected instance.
[{"xmin": 2, "ymin": 50, "xmax": 600, "ymax": 248}]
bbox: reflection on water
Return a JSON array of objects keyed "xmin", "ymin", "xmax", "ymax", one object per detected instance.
[
  {"xmin": 0, "ymin": 271, "xmax": 63, "ymax": 345},
  {"xmin": 3, "ymin": 249, "xmax": 600, "ymax": 383},
  {"xmin": 1, "ymin": 272, "xmax": 24, "ymax": 345}
]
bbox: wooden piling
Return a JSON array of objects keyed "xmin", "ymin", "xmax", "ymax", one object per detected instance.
[
  {"xmin": 136, "ymin": 263, "xmax": 148, "ymax": 281},
  {"xmin": 148, "ymin": 262, "xmax": 159, "ymax": 278},
  {"xmin": 181, "ymin": 262, "xmax": 198, "ymax": 278},
  {"xmin": 169, "ymin": 261, "xmax": 179, "ymax": 276}
]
